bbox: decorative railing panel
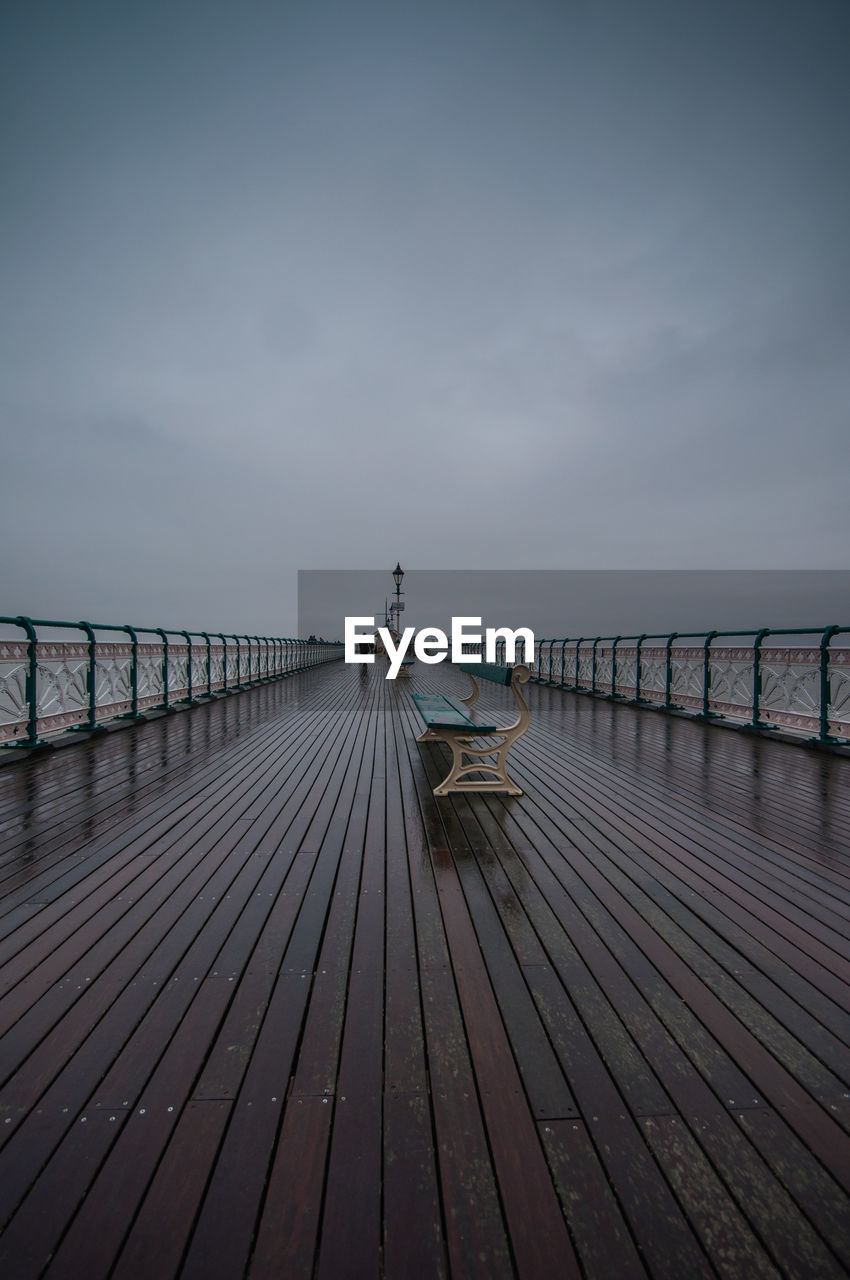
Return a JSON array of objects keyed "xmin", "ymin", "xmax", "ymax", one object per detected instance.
[{"xmin": 0, "ymin": 617, "xmax": 343, "ymax": 747}]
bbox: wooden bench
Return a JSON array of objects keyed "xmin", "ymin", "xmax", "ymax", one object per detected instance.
[{"xmin": 412, "ymin": 662, "xmax": 531, "ymax": 795}]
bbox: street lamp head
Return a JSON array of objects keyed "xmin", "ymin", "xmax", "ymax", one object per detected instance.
[{"xmin": 392, "ymin": 562, "xmax": 404, "ymax": 588}]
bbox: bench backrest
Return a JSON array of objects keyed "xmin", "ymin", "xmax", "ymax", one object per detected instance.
[{"xmin": 457, "ymin": 661, "xmax": 515, "ymax": 687}]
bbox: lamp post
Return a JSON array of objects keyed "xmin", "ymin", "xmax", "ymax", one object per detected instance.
[{"xmin": 391, "ymin": 563, "xmax": 404, "ymax": 636}]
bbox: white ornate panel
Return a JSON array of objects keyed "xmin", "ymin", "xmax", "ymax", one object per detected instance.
[
  {"xmin": 828, "ymin": 654, "xmax": 850, "ymax": 733},
  {"xmin": 707, "ymin": 649, "xmax": 756, "ymax": 721},
  {"xmin": 638, "ymin": 647, "xmax": 667, "ymax": 702},
  {"xmin": 137, "ymin": 645, "xmax": 166, "ymax": 709},
  {"xmin": 613, "ymin": 651, "xmax": 637, "ymax": 696},
  {"xmin": 93, "ymin": 642, "xmax": 133, "ymax": 718},
  {"xmin": 0, "ymin": 641, "xmax": 29, "ymax": 741},
  {"xmin": 576, "ymin": 645, "xmax": 594, "ymax": 689},
  {"xmin": 669, "ymin": 647, "xmax": 706, "ymax": 709},
  {"xmin": 594, "ymin": 646, "xmax": 614, "ymax": 693}
]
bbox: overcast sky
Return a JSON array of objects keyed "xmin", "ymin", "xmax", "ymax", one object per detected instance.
[{"xmin": 2, "ymin": 0, "xmax": 848, "ymax": 634}]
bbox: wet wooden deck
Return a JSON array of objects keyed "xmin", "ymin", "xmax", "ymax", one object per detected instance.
[{"xmin": 0, "ymin": 660, "xmax": 848, "ymax": 1279}]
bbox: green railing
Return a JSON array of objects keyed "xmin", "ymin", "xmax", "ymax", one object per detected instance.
[
  {"xmin": 491, "ymin": 626, "xmax": 850, "ymax": 745},
  {"xmin": 0, "ymin": 616, "xmax": 343, "ymax": 749}
]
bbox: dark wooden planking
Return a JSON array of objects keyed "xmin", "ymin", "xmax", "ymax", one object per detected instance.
[
  {"xmin": 179, "ymin": 684, "xmax": 379, "ymax": 1279},
  {"xmin": 468, "ymin": 791, "xmax": 767, "ymax": 1113},
  {"xmin": 0, "ymin": 701, "xmax": 328, "ymax": 970},
  {"xmin": 393, "ymin": 697, "xmax": 515, "ymax": 1279},
  {"xmin": 247, "ymin": 1095, "xmax": 334, "ymax": 1279},
  {"xmin": 539, "ymin": 1118, "xmax": 649, "ymax": 1279},
  {"xmin": 0, "ymin": 679, "xmax": 350, "ymax": 1034},
  {"xmin": 515, "ymin": 731, "xmax": 850, "ymax": 989},
  {"xmin": 111, "ymin": 1100, "xmax": 232, "ymax": 1280},
  {"xmin": 734, "ymin": 1106, "xmax": 850, "ymax": 1271},
  {"xmin": 399, "ymin": 665, "xmax": 850, "ymax": 1264},
  {"xmin": 405, "ymin": 720, "xmax": 584, "ymax": 1278},
  {"xmin": 381, "ymin": 697, "xmax": 447, "ymax": 1278},
  {"xmin": 0, "ymin": 676, "xmax": 370, "ymax": 1244},
  {"xmin": 641, "ymin": 1111, "xmax": 850, "ymax": 1279},
  {"xmin": 512, "ymin": 749, "xmax": 850, "ymax": 1054},
  {"xmin": 0, "ymin": 659, "xmax": 847, "ymax": 1279},
  {"xmin": 504, "ymin": 774, "xmax": 850, "ymax": 1186},
  {"xmin": 527, "ymin": 728, "xmax": 850, "ymax": 963},
  {"xmin": 508, "ymin": 766, "xmax": 850, "ymax": 1129},
  {"xmin": 316, "ymin": 693, "xmax": 386, "ymax": 1279}
]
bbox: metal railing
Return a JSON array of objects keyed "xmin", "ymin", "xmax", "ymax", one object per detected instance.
[
  {"xmin": 0, "ymin": 616, "xmax": 343, "ymax": 749},
  {"xmin": 488, "ymin": 627, "xmax": 850, "ymax": 745}
]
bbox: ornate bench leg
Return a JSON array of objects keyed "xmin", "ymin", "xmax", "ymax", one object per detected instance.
[{"xmin": 432, "ymin": 734, "xmax": 523, "ymax": 796}]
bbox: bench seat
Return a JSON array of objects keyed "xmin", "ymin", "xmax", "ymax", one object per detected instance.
[{"xmin": 411, "ymin": 693, "xmax": 498, "ymax": 734}]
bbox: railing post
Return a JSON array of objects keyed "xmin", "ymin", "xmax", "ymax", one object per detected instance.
[
  {"xmin": 560, "ymin": 639, "xmax": 568, "ymax": 687},
  {"xmin": 635, "ymin": 635, "xmax": 646, "ymax": 701},
  {"xmin": 218, "ymin": 635, "xmax": 228, "ymax": 692},
  {"xmin": 702, "ymin": 631, "xmax": 718, "ymax": 717},
  {"xmin": 75, "ymin": 621, "xmax": 100, "ymax": 730},
  {"xmin": 547, "ymin": 641, "xmax": 557, "ymax": 685},
  {"xmin": 155, "ymin": 628, "xmax": 169, "ymax": 710},
  {"xmin": 664, "ymin": 633, "xmax": 678, "ymax": 709},
  {"xmin": 180, "ymin": 631, "xmax": 195, "ymax": 703},
  {"xmin": 13, "ymin": 616, "xmax": 42, "ymax": 747},
  {"xmin": 200, "ymin": 632, "xmax": 212, "ymax": 696},
  {"xmin": 591, "ymin": 637, "xmax": 600, "ymax": 694},
  {"xmin": 120, "ymin": 625, "xmax": 141, "ymax": 718},
  {"xmin": 610, "ymin": 636, "xmax": 621, "ymax": 698},
  {"xmin": 751, "ymin": 629, "xmax": 770, "ymax": 728},
  {"xmin": 574, "ymin": 638, "xmax": 583, "ymax": 690},
  {"xmin": 819, "ymin": 625, "xmax": 840, "ymax": 742}
]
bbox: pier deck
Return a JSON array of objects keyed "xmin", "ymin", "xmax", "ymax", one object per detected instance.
[{"xmin": 0, "ymin": 661, "xmax": 848, "ymax": 1279}]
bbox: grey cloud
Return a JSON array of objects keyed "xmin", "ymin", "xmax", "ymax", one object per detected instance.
[{"xmin": 1, "ymin": 0, "xmax": 848, "ymax": 634}]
